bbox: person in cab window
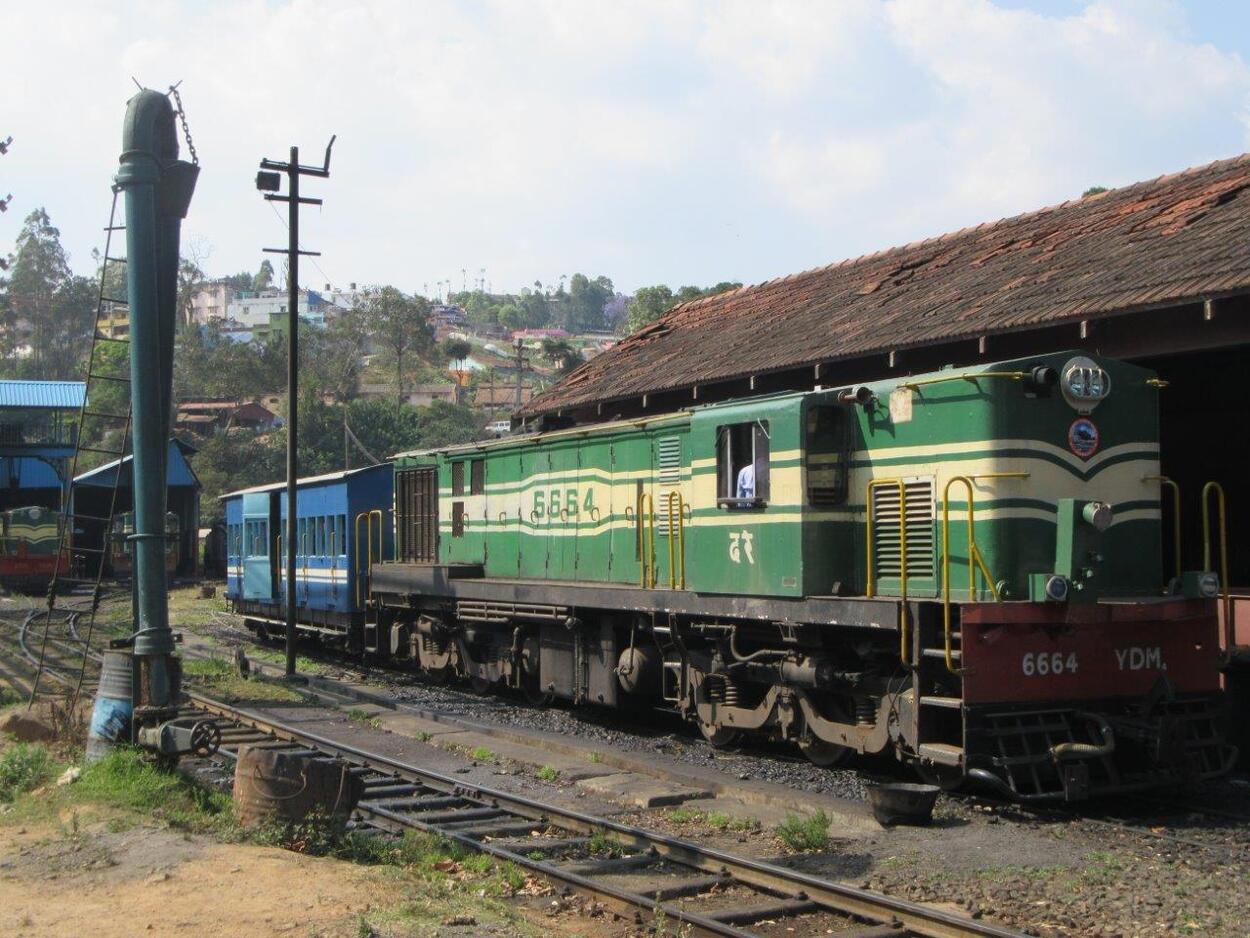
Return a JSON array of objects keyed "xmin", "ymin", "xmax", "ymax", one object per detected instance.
[{"xmin": 736, "ymin": 461, "xmax": 755, "ymax": 500}]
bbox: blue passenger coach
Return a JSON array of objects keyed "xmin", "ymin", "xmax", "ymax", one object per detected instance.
[{"xmin": 223, "ymin": 464, "xmax": 393, "ymax": 640}]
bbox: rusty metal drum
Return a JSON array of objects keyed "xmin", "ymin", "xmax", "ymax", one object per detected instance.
[{"xmin": 232, "ymin": 745, "xmax": 363, "ymax": 828}]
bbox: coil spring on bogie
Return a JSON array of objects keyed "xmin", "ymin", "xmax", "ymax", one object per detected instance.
[
  {"xmin": 706, "ymin": 673, "xmax": 740, "ymax": 707},
  {"xmin": 855, "ymin": 697, "xmax": 876, "ymax": 726}
]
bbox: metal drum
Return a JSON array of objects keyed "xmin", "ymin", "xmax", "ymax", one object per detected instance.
[
  {"xmin": 86, "ymin": 650, "xmax": 133, "ymax": 762},
  {"xmin": 232, "ymin": 745, "xmax": 363, "ymax": 829}
]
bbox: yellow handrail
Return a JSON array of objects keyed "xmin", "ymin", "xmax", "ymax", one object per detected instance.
[
  {"xmin": 941, "ymin": 473, "xmax": 1028, "ymax": 674},
  {"xmin": 902, "ymin": 371, "xmax": 1030, "ymax": 391},
  {"xmin": 1144, "ymin": 475, "xmax": 1181, "ymax": 583},
  {"xmin": 354, "ymin": 511, "xmax": 371, "ymax": 607},
  {"xmin": 866, "ymin": 478, "xmax": 910, "ymax": 666},
  {"xmin": 1201, "ymin": 481, "xmax": 1232, "ymax": 649},
  {"xmin": 329, "ymin": 530, "xmax": 337, "ymax": 594},
  {"xmin": 637, "ymin": 491, "xmax": 656, "ymax": 588},
  {"xmin": 666, "ymin": 491, "xmax": 686, "ymax": 589}
]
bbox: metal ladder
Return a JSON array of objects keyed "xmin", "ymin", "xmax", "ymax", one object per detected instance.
[{"xmin": 29, "ymin": 187, "xmax": 135, "ymax": 708}]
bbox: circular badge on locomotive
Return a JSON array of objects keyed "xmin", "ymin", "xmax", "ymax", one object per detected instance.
[{"xmin": 1068, "ymin": 417, "xmax": 1100, "ymax": 458}]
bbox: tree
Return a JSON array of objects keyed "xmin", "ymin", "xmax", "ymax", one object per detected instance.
[
  {"xmin": 177, "ymin": 256, "xmax": 206, "ymax": 327},
  {"xmin": 308, "ymin": 306, "xmax": 369, "ymax": 402},
  {"xmin": 440, "ymin": 337, "xmax": 472, "ymax": 368},
  {"xmin": 1082, "ymin": 186, "xmax": 1109, "ymax": 198},
  {"xmin": 518, "ymin": 289, "xmax": 551, "ymax": 329},
  {"xmin": 363, "ymin": 286, "xmax": 433, "ymax": 405},
  {"xmin": 563, "ymin": 273, "xmax": 614, "ymax": 332},
  {"xmin": 497, "ymin": 303, "xmax": 523, "ymax": 331},
  {"xmin": 624, "ymin": 285, "xmax": 674, "ymax": 334},
  {"xmin": 221, "ymin": 271, "xmax": 253, "ymax": 291},
  {"xmin": 253, "ymin": 259, "xmax": 275, "ymax": 291},
  {"xmin": 7, "ymin": 208, "xmax": 71, "ymax": 373},
  {"xmin": 541, "ymin": 338, "xmax": 580, "ymax": 375}
]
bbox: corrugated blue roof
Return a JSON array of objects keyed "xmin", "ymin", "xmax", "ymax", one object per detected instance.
[
  {"xmin": 0, "ymin": 380, "xmax": 86, "ymax": 410},
  {"xmin": 75, "ymin": 439, "xmax": 200, "ymax": 490}
]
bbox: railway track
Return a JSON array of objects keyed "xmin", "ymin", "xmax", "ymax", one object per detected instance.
[{"xmin": 184, "ymin": 689, "xmax": 1028, "ymax": 938}]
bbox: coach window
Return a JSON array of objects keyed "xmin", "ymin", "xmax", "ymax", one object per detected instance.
[
  {"xmin": 470, "ymin": 458, "xmax": 485, "ymax": 495},
  {"xmin": 805, "ymin": 405, "xmax": 849, "ymax": 507},
  {"xmin": 451, "ymin": 461, "xmax": 465, "ymax": 496},
  {"xmin": 717, "ymin": 420, "xmax": 770, "ymax": 509}
]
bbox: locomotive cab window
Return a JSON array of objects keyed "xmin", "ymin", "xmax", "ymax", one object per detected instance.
[
  {"xmin": 451, "ymin": 461, "xmax": 465, "ymax": 496},
  {"xmin": 470, "ymin": 458, "xmax": 485, "ymax": 494},
  {"xmin": 717, "ymin": 421, "xmax": 769, "ymax": 508},
  {"xmin": 805, "ymin": 405, "xmax": 850, "ymax": 507}
]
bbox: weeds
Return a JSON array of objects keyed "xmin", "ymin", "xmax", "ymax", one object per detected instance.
[
  {"xmin": 775, "ymin": 810, "xmax": 830, "ymax": 851},
  {"xmin": 0, "ymin": 743, "xmax": 53, "ymax": 802},
  {"xmin": 470, "ymin": 746, "xmax": 496, "ymax": 763},
  {"xmin": 536, "ymin": 764, "xmax": 559, "ymax": 782},
  {"xmin": 182, "ymin": 657, "xmax": 303, "ymax": 705},
  {"xmin": 72, "ymin": 747, "xmax": 235, "ymax": 833},
  {"xmin": 707, "ymin": 811, "xmax": 759, "ymax": 832},
  {"xmin": 413, "ymin": 731, "xmax": 432, "ymax": 743},
  {"xmin": 666, "ymin": 806, "xmax": 702, "ymax": 824},
  {"xmin": 587, "ymin": 830, "xmax": 625, "ymax": 857},
  {"xmin": 347, "ymin": 708, "xmax": 383, "ymax": 730},
  {"xmin": 588, "ymin": 751, "xmax": 603, "ymax": 764}
]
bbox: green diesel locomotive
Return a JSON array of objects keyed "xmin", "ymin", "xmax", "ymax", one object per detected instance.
[{"xmin": 232, "ymin": 349, "xmax": 1231, "ymax": 801}]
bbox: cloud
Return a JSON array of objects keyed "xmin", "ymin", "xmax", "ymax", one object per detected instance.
[{"xmin": 2, "ymin": 0, "xmax": 1248, "ymax": 295}]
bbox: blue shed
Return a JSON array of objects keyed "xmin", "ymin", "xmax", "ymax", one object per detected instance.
[
  {"xmin": 71, "ymin": 439, "xmax": 202, "ymax": 576},
  {"xmin": 222, "ymin": 463, "xmax": 394, "ymax": 639}
]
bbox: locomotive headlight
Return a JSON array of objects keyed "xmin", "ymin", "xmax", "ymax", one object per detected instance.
[
  {"xmin": 1199, "ymin": 572, "xmax": 1220, "ymax": 598},
  {"xmin": 1044, "ymin": 574, "xmax": 1070, "ymax": 602},
  {"xmin": 1060, "ymin": 356, "xmax": 1111, "ymax": 412}
]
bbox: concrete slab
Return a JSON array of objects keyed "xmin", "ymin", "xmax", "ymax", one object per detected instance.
[
  {"xmin": 430, "ymin": 730, "xmax": 617, "ymax": 782},
  {"xmin": 575, "ymin": 772, "xmax": 713, "ymax": 809}
]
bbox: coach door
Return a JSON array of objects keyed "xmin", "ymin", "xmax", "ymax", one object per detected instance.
[{"xmin": 241, "ymin": 492, "xmax": 273, "ymax": 601}]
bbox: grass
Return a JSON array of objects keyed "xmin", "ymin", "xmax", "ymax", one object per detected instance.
[
  {"xmin": 666, "ymin": 807, "xmax": 760, "ymax": 832},
  {"xmin": 0, "ymin": 743, "xmax": 54, "ymax": 802},
  {"xmin": 536, "ymin": 764, "xmax": 559, "ymax": 782},
  {"xmin": 0, "ymin": 684, "xmax": 21, "ymax": 708},
  {"xmin": 181, "ymin": 657, "xmax": 305, "ymax": 705},
  {"xmin": 586, "ymin": 830, "xmax": 626, "ymax": 857},
  {"xmin": 588, "ymin": 751, "xmax": 603, "ymax": 764},
  {"xmin": 347, "ymin": 708, "xmax": 383, "ymax": 730},
  {"xmin": 413, "ymin": 731, "xmax": 432, "ymax": 743},
  {"xmin": 775, "ymin": 810, "xmax": 831, "ymax": 851},
  {"xmin": 470, "ymin": 746, "xmax": 496, "ymax": 763},
  {"xmin": 245, "ymin": 646, "xmax": 331, "ymax": 677}
]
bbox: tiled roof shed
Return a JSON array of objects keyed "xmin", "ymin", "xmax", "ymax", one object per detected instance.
[{"xmin": 522, "ymin": 153, "xmax": 1250, "ymax": 420}]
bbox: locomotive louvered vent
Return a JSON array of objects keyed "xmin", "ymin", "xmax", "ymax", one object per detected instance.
[
  {"xmin": 396, "ymin": 467, "xmax": 439, "ymax": 563},
  {"xmin": 872, "ymin": 478, "xmax": 935, "ymax": 581},
  {"xmin": 657, "ymin": 436, "xmax": 682, "ymax": 535}
]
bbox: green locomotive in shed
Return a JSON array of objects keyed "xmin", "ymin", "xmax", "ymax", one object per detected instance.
[{"xmin": 353, "ymin": 351, "xmax": 1233, "ymax": 799}]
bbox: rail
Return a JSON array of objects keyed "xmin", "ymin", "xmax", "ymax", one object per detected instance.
[
  {"xmin": 901, "ymin": 370, "xmax": 1030, "ymax": 391},
  {"xmin": 666, "ymin": 491, "xmax": 686, "ymax": 589},
  {"xmin": 636, "ymin": 491, "xmax": 656, "ymax": 588},
  {"xmin": 940, "ymin": 473, "xmax": 1028, "ymax": 673},
  {"xmin": 1143, "ymin": 475, "xmax": 1181, "ymax": 583},
  {"xmin": 1201, "ymin": 481, "xmax": 1233, "ymax": 649},
  {"xmin": 865, "ymin": 478, "xmax": 910, "ymax": 666},
  {"xmin": 354, "ymin": 509, "xmax": 384, "ymax": 608},
  {"xmin": 183, "ymin": 689, "xmax": 1029, "ymax": 938}
]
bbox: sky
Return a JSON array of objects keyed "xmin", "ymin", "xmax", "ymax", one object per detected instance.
[{"xmin": 4, "ymin": 0, "xmax": 1250, "ymax": 297}]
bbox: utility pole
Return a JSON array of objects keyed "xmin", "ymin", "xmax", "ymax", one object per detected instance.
[
  {"xmin": 512, "ymin": 338, "xmax": 530, "ymax": 412},
  {"xmin": 256, "ymin": 135, "xmax": 335, "ymax": 677}
]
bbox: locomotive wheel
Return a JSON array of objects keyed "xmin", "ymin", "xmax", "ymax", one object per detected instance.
[
  {"xmin": 798, "ymin": 736, "xmax": 851, "ymax": 767},
  {"xmin": 699, "ymin": 721, "xmax": 740, "ymax": 749}
]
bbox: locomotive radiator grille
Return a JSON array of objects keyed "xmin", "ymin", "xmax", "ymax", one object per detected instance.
[{"xmin": 871, "ymin": 477, "xmax": 935, "ymax": 581}]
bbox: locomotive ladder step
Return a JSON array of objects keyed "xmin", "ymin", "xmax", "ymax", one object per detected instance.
[
  {"xmin": 86, "ymin": 373, "xmax": 131, "ymax": 385},
  {"xmin": 103, "ymin": 224, "xmax": 125, "ymax": 231},
  {"xmin": 103, "ymin": 255, "xmax": 126, "ymax": 264},
  {"xmin": 921, "ymin": 647, "xmax": 961, "ymax": 660},
  {"xmin": 918, "ymin": 742, "xmax": 964, "ymax": 765},
  {"xmin": 93, "ymin": 333, "xmax": 129, "ymax": 343},
  {"xmin": 101, "ymin": 295, "xmax": 130, "ymax": 305},
  {"xmin": 705, "ymin": 898, "xmax": 819, "ymax": 925},
  {"xmin": 919, "ymin": 695, "xmax": 963, "ymax": 709},
  {"xmin": 76, "ymin": 445, "xmax": 128, "ymax": 457}
]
